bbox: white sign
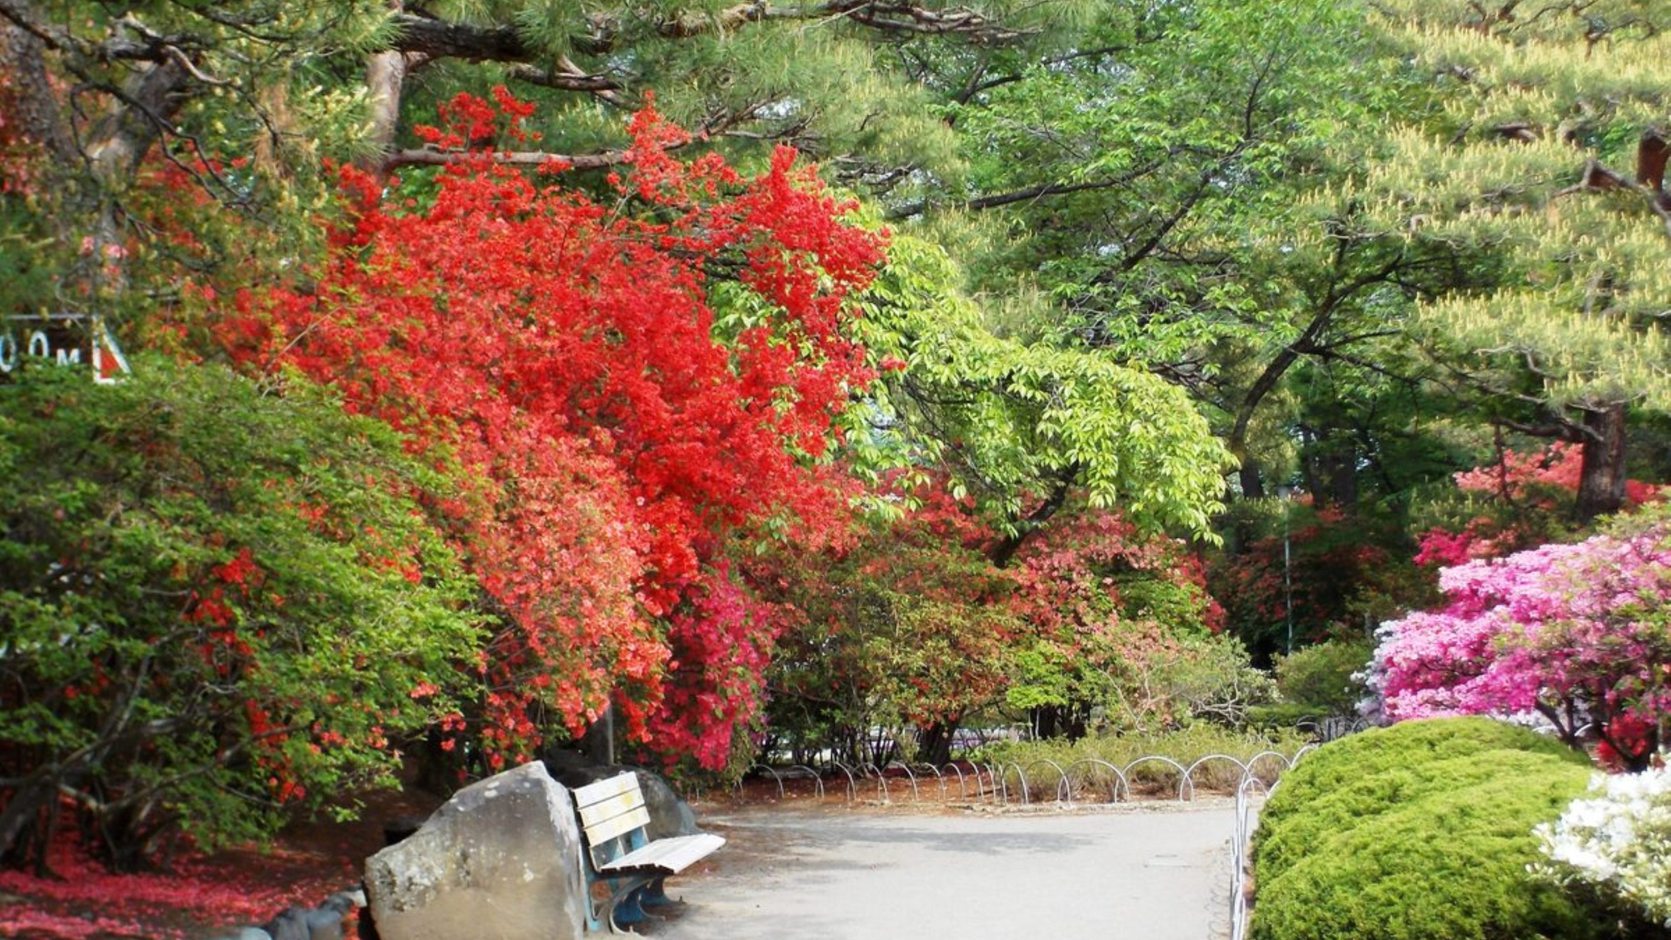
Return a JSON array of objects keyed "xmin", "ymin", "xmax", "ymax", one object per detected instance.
[{"xmin": 0, "ymin": 314, "xmax": 130, "ymax": 383}]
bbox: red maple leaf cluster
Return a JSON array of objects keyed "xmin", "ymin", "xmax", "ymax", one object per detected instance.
[{"xmin": 220, "ymin": 90, "xmax": 884, "ymax": 767}]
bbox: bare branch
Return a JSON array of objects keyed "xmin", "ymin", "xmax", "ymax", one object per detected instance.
[
  {"xmin": 885, "ymin": 154, "xmax": 1175, "ymax": 220},
  {"xmin": 383, "ymin": 146, "xmax": 630, "ymax": 172}
]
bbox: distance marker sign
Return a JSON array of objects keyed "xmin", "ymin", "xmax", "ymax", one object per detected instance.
[{"xmin": 0, "ymin": 314, "xmax": 131, "ymax": 383}]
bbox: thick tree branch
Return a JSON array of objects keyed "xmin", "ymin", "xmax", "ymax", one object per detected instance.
[
  {"xmin": 382, "ymin": 103, "xmax": 762, "ymax": 173},
  {"xmin": 988, "ymin": 472, "xmax": 1075, "ymax": 569},
  {"xmin": 383, "ymin": 145, "xmax": 633, "ymax": 171},
  {"xmin": 506, "ymin": 60, "xmax": 625, "ymax": 100},
  {"xmin": 1558, "ymin": 153, "xmax": 1671, "ymax": 237},
  {"xmin": 1226, "ymin": 246, "xmax": 1408, "ymax": 461},
  {"xmin": 387, "ymin": 12, "xmax": 534, "ymax": 60},
  {"xmin": 388, "ymin": 0, "xmax": 1036, "ymax": 65},
  {"xmin": 885, "ymin": 161, "xmax": 1171, "ymax": 220}
]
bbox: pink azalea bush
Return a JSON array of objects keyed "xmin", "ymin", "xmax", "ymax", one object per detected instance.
[{"xmin": 1366, "ymin": 524, "xmax": 1671, "ymax": 771}]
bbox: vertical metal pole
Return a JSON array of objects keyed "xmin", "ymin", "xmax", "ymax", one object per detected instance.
[
  {"xmin": 604, "ymin": 701, "xmax": 615, "ymax": 766},
  {"xmin": 1283, "ymin": 497, "xmax": 1294, "ymax": 655}
]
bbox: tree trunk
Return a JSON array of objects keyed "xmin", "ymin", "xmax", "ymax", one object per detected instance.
[
  {"xmin": 1028, "ymin": 704, "xmax": 1089, "ymax": 742},
  {"xmin": 1305, "ymin": 439, "xmax": 1358, "ymax": 511},
  {"xmin": 1576, "ymin": 403, "xmax": 1627, "ymax": 521},
  {"xmin": 1237, "ymin": 459, "xmax": 1265, "ymax": 500},
  {"xmin": 1029, "ymin": 704, "xmax": 1059, "ymax": 740},
  {"xmin": 0, "ymin": 20, "xmax": 73, "ymax": 162},
  {"xmin": 362, "ymin": 2, "xmax": 410, "ymax": 173},
  {"xmin": 0, "ymin": 771, "xmax": 61, "ymax": 871},
  {"xmin": 915, "ymin": 720, "xmax": 959, "ymax": 766}
]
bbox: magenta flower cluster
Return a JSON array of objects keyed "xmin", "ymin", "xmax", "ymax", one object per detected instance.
[{"xmin": 1367, "ymin": 527, "xmax": 1671, "ymax": 768}]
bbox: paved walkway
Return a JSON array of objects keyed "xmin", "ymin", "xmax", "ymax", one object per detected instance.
[{"xmin": 644, "ymin": 801, "xmax": 1236, "ymax": 940}]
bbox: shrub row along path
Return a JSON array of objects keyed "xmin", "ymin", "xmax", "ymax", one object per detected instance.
[{"xmin": 647, "ymin": 800, "xmax": 1239, "ymax": 939}]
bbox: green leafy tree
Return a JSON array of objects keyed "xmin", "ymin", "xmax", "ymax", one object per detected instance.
[
  {"xmin": 754, "ymin": 499, "xmax": 1019, "ymax": 766},
  {"xmin": 849, "ymin": 236, "xmax": 1231, "ymax": 551},
  {"xmin": 885, "ymin": 0, "xmax": 1446, "ymax": 501},
  {"xmin": 0, "ymin": 358, "xmax": 481, "ymax": 869}
]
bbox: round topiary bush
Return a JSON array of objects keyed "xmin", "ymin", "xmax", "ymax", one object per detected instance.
[{"xmin": 1250, "ymin": 716, "xmax": 1600, "ymax": 940}]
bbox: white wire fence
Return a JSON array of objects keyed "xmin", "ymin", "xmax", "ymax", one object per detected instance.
[
  {"xmin": 726, "ymin": 747, "xmax": 1317, "ymax": 808},
  {"xmin": 1228, "ymin": 739, "xmax": 1334, "ymax": 940}
]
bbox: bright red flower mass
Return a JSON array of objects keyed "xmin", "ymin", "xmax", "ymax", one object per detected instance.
[{"xmin": 221, "ymin": 90, "xmax": 885, "ymax": 767}]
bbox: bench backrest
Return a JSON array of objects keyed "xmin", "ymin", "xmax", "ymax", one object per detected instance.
[{"xmin": 573, "ymin": 772, "xmax": 651, "ymax": 869}]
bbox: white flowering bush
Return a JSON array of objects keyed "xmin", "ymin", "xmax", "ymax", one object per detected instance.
[{"xmin": 1532, "ymin": 766, "xmax": 1671, "ymax": 928}]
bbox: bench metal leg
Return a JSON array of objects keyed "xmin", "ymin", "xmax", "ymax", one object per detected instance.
[
  {"xmin": 595, "ymin": 875, "xmax": 657, "ymax": 935},
  {"xmin": 610, "ymin": 886, "xmax": 649, "ymax": 932},
  {"xmin": 639, "ymin": 876, "xmax": 680, "ymax": 910}
]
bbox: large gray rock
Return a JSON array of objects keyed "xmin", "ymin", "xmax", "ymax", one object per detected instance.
[
  {"xmin": 263, "ymin": 907, "xmax": 311, "ymax": 940},
  {"xmin": 545, "ymin": 759, "xmax": 698, "ymax": 839},
  {"xmin": 363, "ymin": 762, "xmax": 587, "ymax": 940}
]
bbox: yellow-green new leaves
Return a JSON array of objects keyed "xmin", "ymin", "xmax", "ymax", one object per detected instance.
[
  {"xmin": 848, "ymin": 236, "xmax": 1230, "ymax": 539},
  {"xmin": 1348, "ymin": 0, "xmax": 1671, "ymax": 415}
]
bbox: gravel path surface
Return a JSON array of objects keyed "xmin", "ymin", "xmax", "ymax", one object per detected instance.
[{"xmin": 637, "ymin": 801, "xmax": 1236, "ymax": 940}]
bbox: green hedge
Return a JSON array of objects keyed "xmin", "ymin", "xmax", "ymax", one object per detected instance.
[{"xmin": 1250, "ymin": 717, "xmax": 1599, "ymax": 940}]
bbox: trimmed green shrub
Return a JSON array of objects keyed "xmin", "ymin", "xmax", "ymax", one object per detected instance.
[
  {"xmin": 1273, "ymin": 638, "xmax": 1373, "ymax": 715},
  {"xmin": 1251, "ymin": 717, "xmax": 1599, "ymax": 940}
]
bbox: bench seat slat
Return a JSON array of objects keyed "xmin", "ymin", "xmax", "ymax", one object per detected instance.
[
  {"xmin": 597, "ymin": 833, "xmax": 725, "ymax": 875},
  {"xmin": 585, "ymin": 805, "xmax": 653, "ymax": 844}
]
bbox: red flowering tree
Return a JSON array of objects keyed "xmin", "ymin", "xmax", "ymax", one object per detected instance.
[
  {"xmin": 1414, "ymin": 442, "xmax": 1665, "ymax": 568},
  {"xmin": 1004, "ymin": 506, "xmax": 1238, "ymax": 739},
  {"xmin": 221, "ymin": 90, "xmax": 885, "ymax": 770},
  {"xmin": 1210, "ymin": 500, "xmax": 1418, "ymax": 663},
  {"xmin": 761, "ymin": 475, "xmax": 1246, "ymax": 763}
]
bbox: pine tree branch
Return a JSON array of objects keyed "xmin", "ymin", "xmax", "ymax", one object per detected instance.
[
  {"xmin": 387, "ymin": 12, "xmax": 533, "ymax": 60},
  {"xmin": 1558, "ymin": 154, "xmax": 1671, "ymax": 237},
  {"xmin": 381, "ymin": 105, "xmax": 760, "ymax": 172},
  {"xmin": 382, "ymin": 145, "xmax": 633, "ymax": 171},
  {"xmin": 885, "ymin": 157, "xmax": 1175, "ymax": 220},
  {"xmin": 505, "ymin": 60, "xmax": 625, "ymax": 100},
  {"xmin": 388, "ymin": 0, "xmax": 1037, "ymax": 65}
]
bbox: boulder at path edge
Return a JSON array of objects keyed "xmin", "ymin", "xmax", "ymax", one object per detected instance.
[{"xmin": 363, "ymin": 762, "xmax": 587, "ymax": 940}]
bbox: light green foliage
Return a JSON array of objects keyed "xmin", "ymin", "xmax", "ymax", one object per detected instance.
[
  {"xmin": 0, "ymin": 358, "xmax": 482, "ymax": 856},
  {"xmin": 1252, "ymin": 717, "xmax": 1600, "ymax": 940},
  {"xmin": 879, "ymin": 0, "xmax": 1462, "ymax": 514},
  {"xmin": 847, "ymin": 236, "xmax": 1230, "ymax": 537},
  {"xmin": 1273, "ymin": 638, "xmax": 1374, "ymax": 715},
  {"xmin": 1115, "ymin": 631, "xmax": 1279, "ymax": 729},
  {"xmin": 1005, "ymin": 628, "xmax": 1275, "ymax": 733},
  {"xmin": 1344, "ymin": 1, "xmax": 1671, "ymax": 417},
  {"xmin": 942, "ymin": 0, "xmax": 1381, "ymax": 316}
]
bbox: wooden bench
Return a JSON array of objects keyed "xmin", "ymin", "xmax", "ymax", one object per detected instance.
[{"xmin": 572, "ymin": 772, "xmax": 725, "ymax": 934}]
